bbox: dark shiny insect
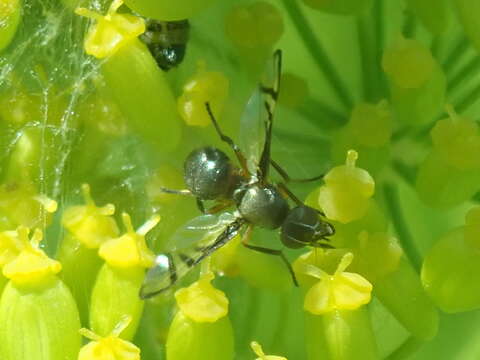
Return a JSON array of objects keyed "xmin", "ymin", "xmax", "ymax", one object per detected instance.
[
  {"xmin": 139, "ymin": 19, "xmax": 190, "ymax": 71},
  {"xmin": 140, "ymin": 50, "xmax": 335, "ymax": 299}
]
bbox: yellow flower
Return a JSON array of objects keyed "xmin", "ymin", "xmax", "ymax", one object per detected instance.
[
  {"xmin": 3, "ymin": 227, "xmax": 61, "ymax": 286},
  {"xmin": 301, "ymin": 253, "xmax": 373, "ymax": 315},
  {"xmin": 79, "ymin": 316, "xmax": 140, "ymax": 360},
  {"xmin": 75, "ymin": 0, "xmax": 145, "ymax": 59},
  {"xmin": 175, "ymin": 271, "xmax": 229, "ymax": 323},
  {"xmin": 251, "ymin": 341, "xmax": 287, "ymax": 360}
]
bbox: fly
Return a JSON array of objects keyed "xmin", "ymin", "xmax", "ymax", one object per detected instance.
[
  {"xmin": 140, "ymin": 19, "xmax": 190, "ymax": 71},
  {"xmin": 140, "ymin": 49, "xmax": 335, "ymax": 299}
]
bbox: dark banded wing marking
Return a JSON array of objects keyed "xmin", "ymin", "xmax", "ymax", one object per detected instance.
[
  {"xmin": 139, "ymin": 213, "xmax": 245, "ymax": 299},
  {"xmin": 239, "ymin": 49, "xmax": 282, "ymax": 177}
]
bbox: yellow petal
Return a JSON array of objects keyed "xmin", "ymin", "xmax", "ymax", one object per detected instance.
[
  {"xmin": 75, "ymin": 0, "xmax": 145, "ymax": 59},
  {"xmin": 98, "ymin": 213, "xmax": 158, "ymax": 269},
  {"xmin": 175, "ymin": 272, "xmax": 229, "ymax": 323}
]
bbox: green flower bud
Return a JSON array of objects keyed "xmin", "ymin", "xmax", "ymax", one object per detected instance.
[
  {"xmin": 318, "ymin": 150, "xmax": 375, "ymax": 224},
  {"xmin": 225, "ymin": 2, "xmax": 284, "ymax": 50},
  {"xmin": 90, "ymin": 213, "xmax": 159, "ymax": 340},
  {"xmin": 0, "ymin": 227, "xmax": 81, "ymax": 360},
  {"xmin": 431, "ymin": 106, "xmax": 480, "ymax": 171},
  {"xmin": 415, "ymin": 151, "xmax": 480, "ymax": 209},
  {"xmin": 331, "ymin": 101, "xmax": 392, "ymax": 176},
  {"xmin": 406, "ymin": 0, "xmax": 451, "ymax": 35},
  {"xmin": 421, "ymin": 207, "xmax": 480, "ymax": 313},
  {"xmin": 58, "ymin": 184, "xmax": 119, "ymax": 325},
  {"xmin": 0, "ymin": 0, "xmax": 21, "ymax": 51},
  {"xmin": 455, "ymin": 0, "xmax": 480, "ymax": 54},
  {"xmin": 177, "ymin": 61, "xmax": 229, "ymax": 127},
  {"xmin": 382, "ymin": 36, "xmax": 446, "ymax": 126},
  {"xmin": 166, "ymin": 272, "xmax": 234, "ymax": 360}
]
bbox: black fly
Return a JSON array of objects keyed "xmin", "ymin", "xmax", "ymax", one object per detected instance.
[
  {"xmin": 140, "ymin": 50, "xmax": 335, "ymax": 299},
  {"xmin": 140, "ymin": 19, "xmax": 190, "ymax": 71}
]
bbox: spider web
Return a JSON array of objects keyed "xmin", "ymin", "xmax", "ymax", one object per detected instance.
[{"xmin": 0, "ymin": 0, "xmax": 120, "ymax": 249}]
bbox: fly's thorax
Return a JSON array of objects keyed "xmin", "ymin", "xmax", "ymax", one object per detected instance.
[
  {"xmin": 184, "ymin": 147, "xmax": 235, "ymax": 200},
  {"xmin": 281, "ymin": 206, "xmax": 335, "ymax": 249},
  {"xmin": 237, "ymin": 184, "xmax": 289, "ymax": 229}
]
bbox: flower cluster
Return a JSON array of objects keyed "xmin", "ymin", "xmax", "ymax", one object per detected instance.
[{"xmin": 2, "ymin": 0, "xmax": 480, "ymax": 359}]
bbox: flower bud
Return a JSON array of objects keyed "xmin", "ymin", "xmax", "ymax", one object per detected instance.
[
  {"xmin": 455, "ymin": 0, "xmax": 480, "ymax": 54},
  {"xmin": 331, "ymin": 101, "xmax": 392, "ymax": 176},
  {"xmin": 416, "ymin": 107, "xmax": 480, "ymax": 208},
  {"xmin": 298, "ymin": 253, "xmax": 379, "ymax": 360},
  {"xmin": 318, "ymin": 150, "xmax": 375, "ymax": 223},
  {"xmin": 90, "ymin": 213, "xmax": 159, "ymax": 340},
  {"xmin": 225, "ymin": 2, "xmax": 284, "ymax": 49},
  {"xmin": 406, "ymin": 0, "xmax": 451, "ymax": 35},
  {"xmin": 166, "ymin": 272, "xmax": 234, "ymax": 360},
  {"xmin": 0, "ymin": 227, "xmax": 81, "ymax": 360},
  {"xmin": 79, "ymin": 315, "xmax": 141, "ymax": 360},
  {"xmin": 0, "ymin": 182, "xmax": 57, "ymax": 231},
  {"xmin": 58, "ymin": 184, "xmax": 118, "ymax": 325},
  {"xmin": 0, "ymin": 0, "xmax": 21, "ymax": 51},
  {"xmin": 421, "ymin": 207, "xmax": 480, "ymax": 313},
  {"xmin": 177, "ymin": 61, "xmax": 229, "ymax": 127},
  {"xmin": 382, "ymin": 36, "xmax": 446, "ymax": 126}
]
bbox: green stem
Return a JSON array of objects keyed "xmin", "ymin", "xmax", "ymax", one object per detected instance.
[
  {"xmin": 456, "ymin": 82, "xmax": 480, "ymax": 113},
  {"xmin": 271, "ymin": 294, "xmax": 289, "ymax": 351},
  {"xmin": 385, "ymin": 336, "xmax": 424, "ymax": 360},
  {"xmin": 373, "ymin": 0, "xmax": 387, "ymax": 96},
  {"xmin": 402, "ymin": 10, "xmax": 416, "ymax": 38},
  {"xmin": 391, "ymin": 159, "xmax": 416, "ymax": 187},
  {"xmin": 239, "ymin": 289, "xmax": 260, "ymax": 353},
  {"xmin": 273, "ymin": 128, "xmax": 330, "ymax": 148},
  {"xmin": 280, "ymin": 0, "xmax": 354, "ymax": 110},
  {"xmin": 442, "ymin": 35, "xmax": 469, "ymax": 74},
  {"xmin": 448, "ymin": 55, "xmax": 480, "ymax": 95},
  {"xmin": 430, "ymin": 36, "xmax": 443, "ymax": 61},
  {"xmin": 357, "ymin": 17, "xmax": 376, "ymax": 102},
  {"xmin": 382, "ymin": 183, "xmax": 422, "ymax": 272}
]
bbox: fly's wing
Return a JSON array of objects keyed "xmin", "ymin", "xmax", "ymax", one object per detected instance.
[
  {"xmin": 139, "ymin": 212, "xmax": 243, "ymax": 299},
  {"xmin": 167, "ymin": 212, "xmax": 237, "ymax": 251},
  {"xmin": 239, "ymin": 88, "xmax": 263, "ymax": 175},
  {"xmin": 239, "ymin": 50, "xmax": 282, "ymax": 176}
]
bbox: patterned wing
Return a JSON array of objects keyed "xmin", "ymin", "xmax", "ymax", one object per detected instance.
[
  {"xmin": 239, "ymin": 49, "xmax": 282, "ymax": 177},
  {"xmin": 139, "ymin": 212, "xmax": 244, "ymax": 299}
]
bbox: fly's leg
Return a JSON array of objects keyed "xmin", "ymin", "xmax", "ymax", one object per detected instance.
[
  {"xmin": 271, "ymin": 159, "xmax": 324, "ymax": 183},
  {"xmin": 205, "ymin": 200, "xmax": 235, "ymax": 215},
  {"xmin": 276, "ymin": 182, "xmax": 303, "ymax": 207},
  {"xmin": 205, "ymin": 102, "xmax": 250, "ymax": 176},
  {"xmin": 241, "ymin": 225, "xmax": 299, "ymax": 287},
  {"xmin": 276, "ymin": 176, "xmax": 327, "ymax": 217},
  {"xmin": 196, "ymin": 198, "xmax": 206, "ymax": 214},
  {"xmin": 159, "ymin": 187, "xmax": 193, "ymax": 195}
]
